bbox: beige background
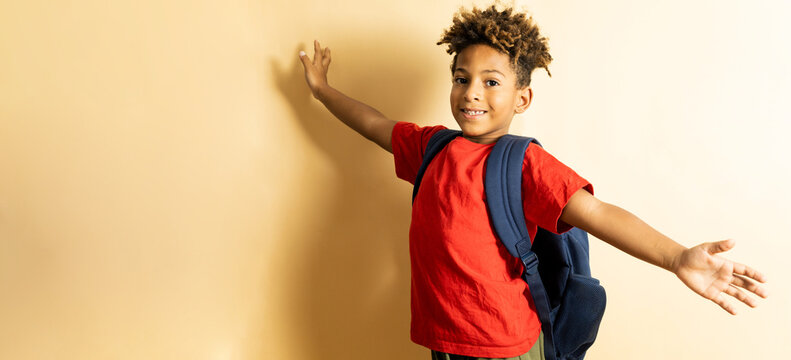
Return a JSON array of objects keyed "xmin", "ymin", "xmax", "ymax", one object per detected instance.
[{"xmin": 1, "ymin": 0, "xmax": 788, "ymax": 359}]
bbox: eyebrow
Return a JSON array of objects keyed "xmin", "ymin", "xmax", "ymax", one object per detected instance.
[{"xmin": 454, "ymin": 67, "xmax": 506, "ymax": 77}]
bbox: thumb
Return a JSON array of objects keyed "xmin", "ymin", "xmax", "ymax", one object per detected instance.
[
  {"xmin": 298, "ymin": 50, "xmax": 311, "ymax": 68},
  {"xmin": 706, "ymin": 239, "xmax": 736, "ymax": 255}
]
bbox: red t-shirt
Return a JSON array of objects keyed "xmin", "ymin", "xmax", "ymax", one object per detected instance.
[{"xmin": 392, "ymin": 122, "xmax": 593, "ymax": 358}]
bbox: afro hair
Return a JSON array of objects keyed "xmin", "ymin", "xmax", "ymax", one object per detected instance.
[{"xmin": 437, "ymin": 4, "xmax": 552, "ymax": 88}]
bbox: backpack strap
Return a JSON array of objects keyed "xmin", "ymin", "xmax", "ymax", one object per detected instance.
[
  {"xmin": 484, "ymin": 134, "xmax": 559, "ymax": 360},
  {"xmin": 412, "ymin": 129, "xmax": 463, "ymax": 203}
]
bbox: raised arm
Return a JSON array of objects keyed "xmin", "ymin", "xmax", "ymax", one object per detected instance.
[
  {"xmin": 299, "ymin": 40, "xmax": 396, "ymax": 153},
  {"xmin": 559, "ymin": 188, "xmax": 768, "ymax": 315}
]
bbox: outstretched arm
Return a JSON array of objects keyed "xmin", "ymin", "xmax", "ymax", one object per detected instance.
[
  {"xmin": 299, "ymin": 40, "xmax": 396, "ymax": 153},
  {"xmin": 559, "ymin": 189, "xmax": 769, "ymax": 315}
]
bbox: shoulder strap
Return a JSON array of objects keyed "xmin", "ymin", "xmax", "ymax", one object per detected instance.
[
  {"xmin": 412, "ymin": 129, "xmax": 463, "ymax": 203},
  {"xmin": 484, "ymin": 134, "xmax": 561, "ymax": 360},
  {"xmin": 484, "ymin": 134, "xmax": 539, "ymax": 258}
]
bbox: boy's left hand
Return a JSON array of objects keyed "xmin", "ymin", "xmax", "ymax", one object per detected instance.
[{"xmin": 673, "ymin": 239, "xmax": 768, "ymax": 315}]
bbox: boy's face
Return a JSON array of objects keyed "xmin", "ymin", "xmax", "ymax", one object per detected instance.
[{"xmin": 450, "ymin": 44, "xmax": 532, "ymax": 144}]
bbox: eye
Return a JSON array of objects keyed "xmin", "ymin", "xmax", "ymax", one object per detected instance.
[
  {"xmin": 454, "ymin": 77, "xmax": 468, "ymax": 84},
  {"xmin": 486, "ymin": 80, "xmax": 500, "ymax": 86}
]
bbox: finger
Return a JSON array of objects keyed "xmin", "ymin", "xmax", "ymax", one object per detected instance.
[
  {"xmin": 314, "ymin": 40, "xmax": 323, "ymax": 64},
  {"xmin": 712, "ymin": 292, "xmax": 737, "ymax": 315},
  {"xmin": 298, "ymin": 50, "xmax": 311, "ymax": 69},
  {"xmin": 322, "ymin": 47, "xmax": 331, "ymax": 67},
  {"xmin": 733, "ymin": 262, "xmax": 767, "ymax": 283},
  {"xmin": 732, "ymin": 274, "xmax": 769, "ymax": 298},
  {"xmin": 725, "ymin": 284, "xmax": 758, "ymax": 308},
  {"xmin": 707, "ymin": 239, "xmax": 735, "ymax": 255}
]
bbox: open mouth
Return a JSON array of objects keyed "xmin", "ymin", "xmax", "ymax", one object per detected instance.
[
  {"xmin": 461, "ymin": 108, "xmax": 487, "ymax": 118},
  {"xmin": 463, "ymin": 109, "xmax": 486, "ymax": 115}
]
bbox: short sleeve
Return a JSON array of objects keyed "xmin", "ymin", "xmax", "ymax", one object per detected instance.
[
  {"xmin": 521, "ymin": 144, "xmax": 594, "ymax": 234},
  {"xmin": 391, "ymin": 121, "xmax": 446, "ymax": 184}
]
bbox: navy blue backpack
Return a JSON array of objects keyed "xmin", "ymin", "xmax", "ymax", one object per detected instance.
[{"xmin": 412, "ymin": 129, "xmax": 606, "ymax": 360}]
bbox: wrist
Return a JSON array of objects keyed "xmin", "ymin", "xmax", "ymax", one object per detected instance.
[
  {"xmin": 314, "ymin": 83, "xmax": 331, "ymax": 102},
  {"xmin": 666, "ymin": 244, "xmax": 688, "ymax": 274}
]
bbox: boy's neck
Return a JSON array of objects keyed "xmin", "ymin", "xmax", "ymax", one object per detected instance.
[{"xmin": 461, "ymin": 133, "xmax": 509, "ymax": 145}]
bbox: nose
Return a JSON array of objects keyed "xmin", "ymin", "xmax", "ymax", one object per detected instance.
[{"xmin": 464, "ymin": 82, "xmax": 481, "ymax": 102}]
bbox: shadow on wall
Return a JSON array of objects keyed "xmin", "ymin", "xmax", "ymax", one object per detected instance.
[{"xmin": 271, "ymin": 33, "xmax": 443, "ymax": 359}]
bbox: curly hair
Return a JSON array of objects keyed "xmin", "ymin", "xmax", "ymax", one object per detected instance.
[{"xmin": 436, "ymin": 4, "xmax": 552, "ymax": 88}]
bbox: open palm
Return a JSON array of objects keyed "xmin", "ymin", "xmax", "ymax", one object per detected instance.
[{"xmin": 674, "ymin": 239, "xmax": 768, "ymax": 315}]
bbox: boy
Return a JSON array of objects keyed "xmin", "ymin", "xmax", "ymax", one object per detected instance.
[{"xmin": 297, "ymin": 4, "xmax": 768, "ymax": 359}]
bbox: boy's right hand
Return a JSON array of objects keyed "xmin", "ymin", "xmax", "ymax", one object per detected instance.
[
  {"xmin": 295, "ymin": 39, "xmax": 396, "ymax": 153},
  {"xmin": 299, "ymin": 40, "xmax": 331, "ymax": 100}
]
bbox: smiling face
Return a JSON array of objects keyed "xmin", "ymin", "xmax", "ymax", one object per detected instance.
[{"xmin": 450, "ymin": 44, "xmax": 533, "ymax": 144}]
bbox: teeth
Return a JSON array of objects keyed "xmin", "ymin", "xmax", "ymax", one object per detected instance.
[{"xmin": 464, "ymin": 110, "xmax": 485, "ymax": 115}]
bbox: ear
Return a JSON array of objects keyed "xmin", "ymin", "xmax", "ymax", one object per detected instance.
[{"xmin": 514, "ymin": 87, "xmax": 533, "ymax": 114}]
